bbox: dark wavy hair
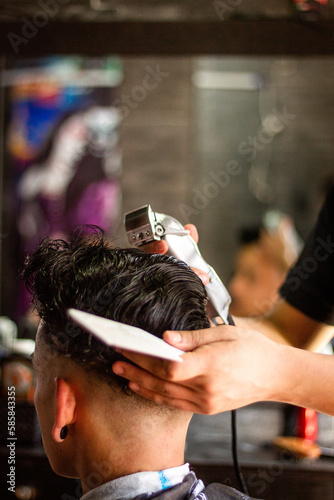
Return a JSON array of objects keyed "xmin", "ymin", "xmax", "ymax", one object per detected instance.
[{"xmin": 23, "ymin": 227, "xmax": 210, "ymax": 390}]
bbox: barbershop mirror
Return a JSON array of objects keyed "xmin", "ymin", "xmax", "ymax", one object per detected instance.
[
  {"xmin": 2, "ymin": 55, "xmax": 334, "ymax": 318},
  {"xmin": 121, "ymin": 55, "xmax": 334, "ymax": 283}
]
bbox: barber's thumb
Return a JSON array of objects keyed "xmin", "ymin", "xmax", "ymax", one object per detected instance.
[{"xmin": 163, "ymin": 330, "xmax": 205, "ymax": 351}]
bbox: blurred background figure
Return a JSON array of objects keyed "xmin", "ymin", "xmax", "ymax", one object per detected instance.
[{"xmin": 229, "ymin": 210, "xmax": 303, "ymax": 318}]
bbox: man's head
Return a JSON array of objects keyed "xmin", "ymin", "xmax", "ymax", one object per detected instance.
[
  {"xmin": 24, "ymin": 227, "xmax": 210, "ymax": 389},
  {"xmin": 229, "ymin": 227, "xmax": 285, "ymax": 317},
  {"xmin": 23, "ymin": 227, "xmax": 210, "ymax": 484}
]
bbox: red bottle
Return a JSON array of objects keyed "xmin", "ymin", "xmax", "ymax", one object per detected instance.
[{"xmin": 296, "ymin": 407, "xmax": 318, "ymax": 443}]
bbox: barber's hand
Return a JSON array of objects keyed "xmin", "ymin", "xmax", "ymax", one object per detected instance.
[
  {"xmin": 112, "ymin": 325, "xmax": 284, "ymax": 414},
  {"xmin": 141, "ymin": 223, "xmax": 209, "ymax": 285},
  {"xmin": 141, "ymin": 223, "xmax": 198, "ymax": 254}
]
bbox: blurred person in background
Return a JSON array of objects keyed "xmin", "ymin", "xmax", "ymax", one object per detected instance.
[{"xmin": 229, "ymin": 212, "xmax": 302, "ymax": 318}]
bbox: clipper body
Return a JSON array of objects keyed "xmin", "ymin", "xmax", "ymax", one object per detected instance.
[{"xmin": 125, "ymin": 205, "xmax": 231, "ymax": 324}]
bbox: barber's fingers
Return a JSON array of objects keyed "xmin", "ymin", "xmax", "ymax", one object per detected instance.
[
  {"xmin": 113, "ymin": 350, "xmax": 187, "ymax": 381},
  {"xmin": 114, "ymin": 341, "xmax": 222, "ymax": 383},
  {"xmin": 191, "ymin": 268, "xmax": 210, "ymax": 285},
  {"xmin": 127, "ymin": 384, "xmax": 205, "ymax": 413},
  {"xmin": 112, "ymin": 359, "xmax": 214, "ymax": 413},
  {"xmin": 139, "ymin": 224, "xmax": 198, "ymax": 255},
  {"xmin": 141, "ymin": 240, "xmax": 168, "ymax": 254},
  {"xmin": 163, "ymin": 325, "xmax": 235, "ymax": 351},
  {"xmin": 184, "ymin": 223, "xmax": 198, "ymax": 243},
  {"xmin": 133, "ymin": 228, "xmax": 208, "ymax": 284},
  {"xmin": 113, "ymin": 361, "xmax": 194, "ymax": 405}
]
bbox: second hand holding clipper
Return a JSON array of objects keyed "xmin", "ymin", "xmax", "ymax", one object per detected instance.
[{"xmin": 125, "ymin": 205, "xmax": 232, "ymax": 325}]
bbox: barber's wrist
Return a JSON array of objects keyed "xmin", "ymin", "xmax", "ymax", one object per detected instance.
[{"xmin": 268, "ymin": 343, "xmax": 302, "ymax": 405}]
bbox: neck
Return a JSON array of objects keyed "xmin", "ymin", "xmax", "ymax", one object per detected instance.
[{"xmin": 77, "ymin": 405, "xmax": 191, "ymax": 494}]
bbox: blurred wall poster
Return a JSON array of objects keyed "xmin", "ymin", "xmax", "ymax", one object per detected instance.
[{"xmin": 5, "ymin": 56, "xmax": 123, "ymax": 318}]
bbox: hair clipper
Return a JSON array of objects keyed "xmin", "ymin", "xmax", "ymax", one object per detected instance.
[{"xmin": 124, "ymin": 205, "xmax": 232, "ymax": 325}]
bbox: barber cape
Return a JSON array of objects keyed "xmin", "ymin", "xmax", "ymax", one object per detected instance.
[
  {"xmin": 134, "ymin": 472, "xmax": 255, "ymax": 500},
  {"xmin": 81, "ymin": 464, "xmax": 256, "ymax": 500}
]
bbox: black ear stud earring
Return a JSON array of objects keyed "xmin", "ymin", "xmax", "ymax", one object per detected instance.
[{"xmin": 60, "ymin": 426, "xmax": 68, "ymax": 440}]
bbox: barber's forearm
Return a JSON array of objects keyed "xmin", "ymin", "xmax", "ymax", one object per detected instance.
[
  {"xmin": 233, "ymin": 314, "xmax": 292, "ymax": 346},
  {"xmin": 234, "ymin": 298, "xmax": 334, "ymax": 351},
  {"xmin": 273, "ymin": 344, "xmax": 334, "ymax": 416}
]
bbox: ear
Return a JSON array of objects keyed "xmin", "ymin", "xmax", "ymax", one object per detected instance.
[{"xmin": 52, "ymin": 377, "xmax": 76, "ymax": 443}]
